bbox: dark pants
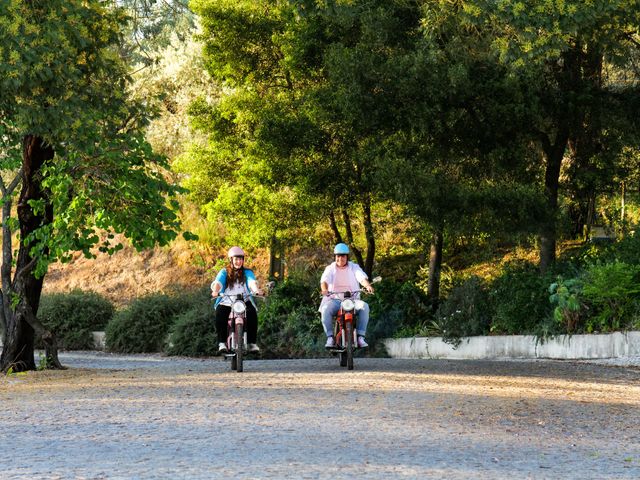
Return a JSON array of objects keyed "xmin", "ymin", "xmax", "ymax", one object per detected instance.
[{"xmin": 215, "ymin": 302, "xmax": 258, "ymax": 344}]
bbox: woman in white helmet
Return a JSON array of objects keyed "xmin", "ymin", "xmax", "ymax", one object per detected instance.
[
  {"xmin": 319, "ymin": 243, "xmax": 374, "ymax": 348},
  {"xmin": 211, "ymin": 246, "xmax": 263, "ymax": 353}
]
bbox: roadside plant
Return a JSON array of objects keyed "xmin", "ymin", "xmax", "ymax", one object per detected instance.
[
  {"xmin": 38, "ymin": 290, "xmax": 115, "ymax": 350},
  {"xmin": 489, "ymin": 262, "xmax": 555, "ymax": 334},
  {"xmin": 581, "ymin": 262, "xmax": 640, "ymax": 332},
  {"xmin": 549, "ymin": 276, "xmax": 584, "ymax": 333},
  {"xmin": 166, "ymin": 288, "xmax": 217, "ymax": 357},
  {"xmin": 434, "ymin": 276, "xmax": 492, "ymax": 346},
  {"xmin": 106, "ymin": 293, "xmax": 193, "ymax": 353}
]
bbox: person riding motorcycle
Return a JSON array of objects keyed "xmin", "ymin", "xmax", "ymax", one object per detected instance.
[
  {"xmin": 211, "ymin": 246, "xmax": 263, "ymax": 353},
  {"xmin": 319, "ymin": 243, "xmax": 374, "ymax": 348}
]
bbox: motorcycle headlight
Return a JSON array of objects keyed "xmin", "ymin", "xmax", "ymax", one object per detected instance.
[
  {"xmin": 232, "ymin": 301, "xmax": 246, "ymax": 314},
  {"xmin": 355, "ymin": 300, "xmax": 365, "ymax": 310},
  {"xmin": 342, "ymin": 298, "xmax": 355, "ymax": 312}
]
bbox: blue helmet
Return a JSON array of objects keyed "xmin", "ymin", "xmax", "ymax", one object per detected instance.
[{"xmin": 333, "ymin": 243, "xmax": 350, "ymax": 255}]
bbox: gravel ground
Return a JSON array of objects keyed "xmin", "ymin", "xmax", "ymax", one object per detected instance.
[{"xmin": 1, "ymin": 352, "xmax": 639, "ymax": 480}]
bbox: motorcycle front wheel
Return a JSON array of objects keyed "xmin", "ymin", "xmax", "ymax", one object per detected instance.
[
  {"xmin": 235, "ymin": 323, "xmax": 244, "ymax": 372},
  {"xmin": 346, "ymin": 322, "xmax": 354, "ymax": 370}
]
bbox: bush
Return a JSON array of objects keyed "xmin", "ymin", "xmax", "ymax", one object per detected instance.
[
  {"xmin": 367, "ymin": 280, "xmax": 432, "ymax": 355},
  {"xmin": 258, "ymin": 277, "xmax": 432, "ymax": 358},
  {"xmin": 581, "ymin": 261, "xmax": 640, "ymax": 332},
  {"xmin": 549, "ymin": 276, "xmax": 586, "ymax": 333},
  {"xmin": 38, "ymin": 290, "xmax": 114, "ymax": 350},
  {"xmin": 166, "ymin": 299, "xmax": 217, "ymax": 357},
  {"xmin": 433, "ymin": 276, "xmax": 492, "ymax": 346},
  {"xmin": 597, "ymin": 232, "xmax": 640, "ymax": 266},
  {"xmin": 489, "ymin": 262, "xmax": 556, "ymax": 335},
  {"xmin": 258, "ymin": 278, "xmax": 325, "ymax": 359},
  {"xmin": 105, "ymin": 292, "xmax": 194, "ymax": 353}
]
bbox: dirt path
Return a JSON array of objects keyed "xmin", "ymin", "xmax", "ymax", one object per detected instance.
[{"xmin": 2, "ymin": 353, "xmax": 639, "ymax": 479}]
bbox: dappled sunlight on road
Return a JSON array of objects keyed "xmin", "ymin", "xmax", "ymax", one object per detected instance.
[{"xmin": 2, "ymin": 355, "xmax": 639, "ymax": 479}]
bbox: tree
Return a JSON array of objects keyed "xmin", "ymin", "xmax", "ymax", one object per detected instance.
[
  {"xmin": 178, "ymin": 1, "xmax": 337, "ymax": 269},
  {"xmin": 0, "ymin": 0, "xmax": 182, "ymax": 372},
  {"xmin": 462, "ymin": 0, "xmax": 640, "ymax": 269}
]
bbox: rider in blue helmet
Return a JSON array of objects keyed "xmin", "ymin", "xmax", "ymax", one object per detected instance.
[
  {"xmin": 333, "ymin": 243, "xmax": 350, "ymax": 255},
  {"xmin": 319, "ymin": 243, "xmax": 374, "ymax": 348}
]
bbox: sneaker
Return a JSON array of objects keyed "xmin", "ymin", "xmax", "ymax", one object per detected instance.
[
  {"xmin": 218, "ymin": 342, "xmax": 228, "ymax": 353},
  {"xmin": 357, "ymin": 336, "xmax": 368, "ymax": 348},
  {"xmin": 325, "ymin": 336, "xmax": 335, "ymax": 348},
  {"xmin": 248, "ymin": 343, "xmax": 260, "ymax": 353}
]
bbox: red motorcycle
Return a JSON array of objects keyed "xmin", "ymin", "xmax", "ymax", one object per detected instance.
[
  {"xmin": 218, "ymin": 287, "xmax": 271, "ymax": 372},
  {"xmin": 326, "ymin": 277, "xmax": 380, "ymax": 370}
]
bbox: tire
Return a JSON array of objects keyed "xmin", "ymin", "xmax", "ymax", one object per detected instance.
[
  {"xmin": 339, "ymin": 351, "xmax": 347, "ymax": 367},
  {"xmin": 346, "ymin": 322, "xmax": 354, "ymax": 370},
  {"xmin": 231, "ymin": 354, "xmax": 237, "ymax": 371},
  {"xmin": 235, "ymin": 322, "xmax": 244, "ymax": 373}
]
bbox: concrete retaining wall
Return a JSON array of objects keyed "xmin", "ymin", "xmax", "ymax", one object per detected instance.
[
  {"xmin": 383, "ymin": 331, "xmax": 640, "ymax": 360},
  {"xmin": 4, "ymin": 331, "xmax": 639, "ymax": 359}
]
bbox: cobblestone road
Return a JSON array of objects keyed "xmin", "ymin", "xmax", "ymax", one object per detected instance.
[{"xmin": 1, "ymin": 352, "xmax": 639, "ymax": 479}]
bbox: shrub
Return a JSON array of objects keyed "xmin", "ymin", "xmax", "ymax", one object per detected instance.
[
  {"xmin": 258, "ymin": 278, "xmax": 325, "ymax": 359},
  {"xmin": 598, "ymin": 232, "xmax": 640, "ymax": 266},
  {"xmin": 581, "ymin": 261, "xmax": 640, "ymax": 332},
  {"xmin": 548, "ymin": 276, "xmax": 585, "ymax": 333},
  {"xmin": 166, "ymin": 300, "xmax": 217, "ymax": 357},
  {"xmin": 105, "ymin": 292, "xmax": 194, "ymax": 353},
  {"xmin": 38, "ymin": 290, "xmax": 114, "ymax": 350},
  {"xmin": 489, "ymin": 262, "xmax": 556, "ymax": 335},
  {"xmin": 258, "ymin": 277, "xmax": 431, "ymax": 359},
  {"xmin": 433, "ymin": 276, "xmax": 492, "ymax": 346},
  {"xmin": 367, "ymin": 280, "xmax": 432, "ymax": 355}
]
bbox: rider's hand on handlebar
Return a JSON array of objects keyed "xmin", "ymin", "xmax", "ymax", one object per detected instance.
[
  {"xmin": 364, "ymin": 284, "xmax": 375, "ymax": 294},
  {"xmin": 321, "ymin": 290, "xmax": 329, "ymax": 297}
]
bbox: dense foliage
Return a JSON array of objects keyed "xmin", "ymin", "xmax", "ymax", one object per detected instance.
[
  {"xmin": 106, "ymin": 293, "xmax": 194, "ymax": 353},
  {"xmin": 38, "ymin": 290, "xmax": 114, "ymax": 350},
  {"xmin": 257, "ymin": 278, "xmax": 326, "ymax": 359},
  {"xmin": 165, "ymin": 288, "xmax": 217, "ymax": 357}
]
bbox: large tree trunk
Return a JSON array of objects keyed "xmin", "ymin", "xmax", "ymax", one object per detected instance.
[
  {"xmin": 539, "ymin": 47, "xmax": 583, "ymax": 272},
  {"xmin": 539, "ymin": 144, "xmax": 564, "ymax": 272},
  {"xmin": 565, "ymin": 47, "xmax": 603, "ymax": 242},
  {"xmin": 341, "ymin": 208, "xmax": 366, "ymax": 268},
  {"xmin": 427, "ymin": 227, "xmax": 443, "ymax": 304},
  {"xmin": 361, "ymin": 194, "xmax": 375, "ymax": 278},
  {"xmin": 0, "ymin": 135, "xmax": 62, "ymax": 373}
]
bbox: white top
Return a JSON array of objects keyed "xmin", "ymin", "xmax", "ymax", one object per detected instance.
[
  {"xmin": 319, "ymin": 261, "xmax": 369, "ymax": 309},
  {"xmin": 219, "ymin": 281, "xmax": 246, "ymax": 307}
]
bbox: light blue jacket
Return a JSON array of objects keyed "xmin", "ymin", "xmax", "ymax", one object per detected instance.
[{"xmin": 211, "ymin": 268, "xmax": 258, "ymax": 309}]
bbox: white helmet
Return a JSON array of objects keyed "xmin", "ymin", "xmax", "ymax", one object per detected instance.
[{"xmin": 227, "ymin": 246, "xmax": 245, "ymax": 259}]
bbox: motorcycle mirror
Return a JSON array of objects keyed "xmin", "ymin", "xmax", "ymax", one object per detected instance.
[{"xmin": 372, "ymin": 276, "xmax": 382, "ymax": 283}]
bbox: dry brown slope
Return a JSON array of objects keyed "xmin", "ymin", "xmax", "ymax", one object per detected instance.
[{"xmin": 43, "ymin": 240, "xmax": 212, "ymax": 307}]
